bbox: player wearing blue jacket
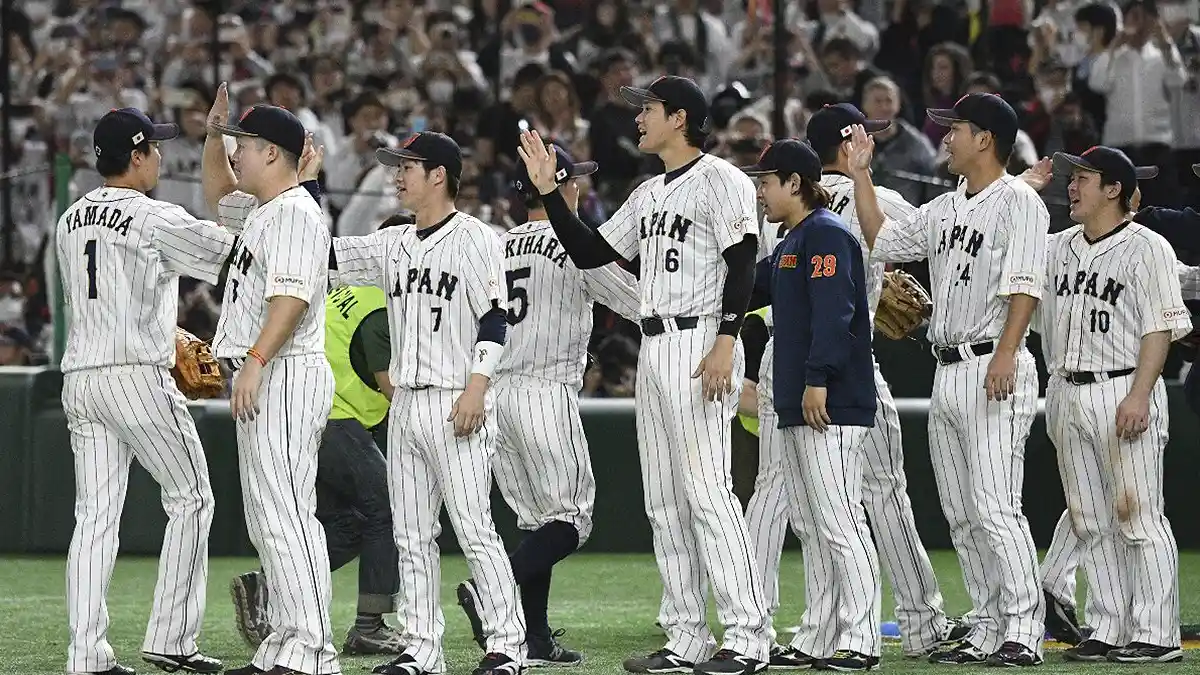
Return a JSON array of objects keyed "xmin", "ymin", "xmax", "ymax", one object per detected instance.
[{"xmin": 742, "ymin": 139, "xmax": 881, "ymax": 671}]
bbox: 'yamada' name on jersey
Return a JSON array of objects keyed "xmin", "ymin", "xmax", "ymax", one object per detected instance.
[{"xmin": 64, "ymin": 204, "xmax": 134, "ymax": 236}]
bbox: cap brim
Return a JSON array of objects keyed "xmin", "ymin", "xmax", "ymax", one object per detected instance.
[
  {"xmin": 149, "ymin": 123, "xmax": 180, "ymax": 142},
  {"xmin": 210, "ymin": 122, "xmax": 258, "ymax": 138},
  {"xmin": 1052, "ymin": 152, "xmax": 1096, "ymax": 176},
  {"xmin": 376, "ymin": 147, "xmax": 426, "ymax": 167},
  {"xmin": 1133, "ymin": 165, "xmax": 1160, "ymax": 179},
  {"xmin": 567, "ymin": 160, "xmax": 598, "ymax": 178},
  {"xmin": 619, "ymin": 86, "xmax": 665, "ymax": 108},
  {"xmin": 1192, "ymin": 163, "xmax": 1200, "ymax": 179},
  {"xmin": 738, "ymin": 164, "xmax": 774, "ymax": 176},
  {"xmin": 862, "ymin": 119, "xmax": 891, "ymax": 134},
  {"xmin": 925, "ymin": 108, "xmax": 967, "ymax": 128}
]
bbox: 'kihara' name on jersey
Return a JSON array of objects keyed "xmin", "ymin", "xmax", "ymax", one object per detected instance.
[
  {"xmin": 64, "ymin": 204, "xmax": 133, "ymax": 236},
  {"xmin": 505, "ymin": 231, "xmax": 569, "ymax": 268}
]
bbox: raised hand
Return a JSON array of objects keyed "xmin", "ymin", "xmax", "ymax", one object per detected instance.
[
  {"xmin": 515, "ymin": 129, "xmax": 560, "ymax": 195},
  {"xmin": 1019, "ymin": 157, "xmax": 1053, "ymax": 192},
  {"xmin": 298, "ymin": 133, "xmax": 326, "ymax": 182},
  {"xmin": 207, "ymin": 81, "xmax": 230, "ymax": 138},
  {"xmin": 845, "ymin": 124, "xmax": 875, "ymax": 177}
]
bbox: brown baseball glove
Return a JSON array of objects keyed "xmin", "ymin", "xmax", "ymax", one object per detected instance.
[
  {"xmin": 171, "ymin": 327, "xmax": 225, "ymax": 399},
  {"xmin": 875, "ymin": 269, "xmax": 933, "ymax": 340}
]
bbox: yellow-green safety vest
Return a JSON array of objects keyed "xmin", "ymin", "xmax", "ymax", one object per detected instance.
[
  {"xmin": 737, "ymin": 306, "xmax": 772, "ymax": 437},
  {"xmin": 326, "ymin": 285, "xmax": 390, "ymax": 428}
]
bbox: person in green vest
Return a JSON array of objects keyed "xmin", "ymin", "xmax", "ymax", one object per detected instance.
[
  {"xmin": 229, "ymin": 214, "xmax": 410, "ymax": 655},
  {"xmin": 730, "ymin": 305, "xmax": 770, "ymax": 507}
]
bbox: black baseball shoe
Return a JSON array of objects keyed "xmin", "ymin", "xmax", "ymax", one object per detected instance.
[
  {"xmin": 473, "ymin": 653, "xmax": 523, "ymax": 675},
  {"xmin": 73, "ymin": 666, "xmax": 136, "ymax": 675},
  {"xmin": 527, "ymin": 628, "xmax": 583, "ymax": 667},
  {"xmin": 142, "ymin": 651, "xmax": 223, "ymax": 673},
  {"xmin": 456, "ymin": 579, "xmax": 487, "ymax": 650},
  {"xmin": 909, "ymin": 616, "xmax": 974, "ymax": 658},
  {"xmin": 693, "ymin": 649, "xmax": 767, "ymax": 675},
  {"xmin": 1042, "ymin": 590, "xmax": 1082, "ymax": 646},
  {"xmin": 812, "ymin": 651, "xmax": 879, "ymax": 672},
  {"xmin": 985, "ymin": 641, "xmax": 1043, "ymax": 667},
  {"xmin": 769, "ymin": 644, "xmax": 816, "ymax": 669},
  {"xmin": 373, "ymin": 653, "xmax": 433, "ymax": 675},
  {"xmin": 221, "ymin": 665, "xmax": 264, "ymax": 675},
  {"xmin": 623, "ymin": 649, "xmax": 695, "ymax": 673},
  {"xmin": 231, "ymin": 571, "xmax": 272, "ymax": 647},
  {"xmin": 928, "ymin": 639, "xmax": 989, "ymax": 664},
  {"xmin": 1063, "ymin": 639, "xmax": 1117, "ymax": 661},
  {"xmin": 343, "ymin": 620, "xmax": 406, "ymax": 655},
  {"xmin": 1106, "ymin": 642, "xmax": 1184, "ymax": 663}
]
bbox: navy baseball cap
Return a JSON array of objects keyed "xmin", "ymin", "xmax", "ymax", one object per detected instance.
[
  {"xmin": 805, "ymin": 103, "xmax": 890, "ymax": 156},
  {"xmin": 514, "ymin": 143, "xmax": 597, "ymax": 195},
  {"xmin": 619, "ymin": 75, "xmax": 713, "ymax": 133},
  {"xmin": 739, "ymin": 139, "xmax": 822, "ymax": 183},
  {"xmin": 376, "ymin": 132, "xmax": 463, "ymax": 181},
  {"xmin": 212, "ymin": 105, "xmax": 306, "ymax": 158},
  {"xmin": 1053, "ymin": 146, "xmax": 1158, "ymax": 200},
  {"xmin": 926, "ymin": 93, "xmax": 1019, "ymax": 147},
  {"xmin": 93, "ymin": 108, "xmax": 178, "ymax": 159}
]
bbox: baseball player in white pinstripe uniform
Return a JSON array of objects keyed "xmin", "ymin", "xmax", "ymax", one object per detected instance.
[
  {"xmin": 845, "ymin": 93, "xmax": 1048, "ymax": 667},
  {"xmin": 202, "ymin": 99, "xmax": 341, "ymax": 675},
  {"xmin": 57, "ymin": 108, "xmax": 233, "ymax": 675},
  {"xmin": 742, "ymin": 105, "xmax": 967, "ymax": 665},
  {"xmin": 1034, "ymin": 147, "xmax": 1190, "ymax": 664},
  {"xmin": 454, "ymin": 144, "xmax": 641, "ymax": 666},
  {"xmin": 330, "ymin": 132, "xmax": 526, "ymax": 675},
  {"xmin": 517, "ymin": 75, "xmax": 771, "ymax": 675}
]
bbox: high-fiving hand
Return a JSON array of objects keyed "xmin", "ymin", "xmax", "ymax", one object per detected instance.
[
  {"xmin": 845, "ymin": 124, "xmax": 875, "ymax": 177},
  {"xmin": 1018, "ymin": 157, "xmax": 1053, "ymax": 192},
  {"xmin": 207, "ymin": 81, "xmax": 229, "ymax": 138},
  {"xmin": 298, "ymin": 133, "xmax": 325, "ymax": 182},
  {"xmin": 516, "ymin": 129, "xmax": 561, "ymax": 196}
]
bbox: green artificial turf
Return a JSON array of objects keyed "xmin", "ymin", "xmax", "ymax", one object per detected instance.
[{"xmin": 3, "ymin": 552, "xmax": 1199, "ymax": 674}]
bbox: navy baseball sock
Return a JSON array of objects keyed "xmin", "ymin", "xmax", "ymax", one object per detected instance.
[
  {"xmin": 521, "ymin": 569, "xmax": 553, "ymax": 637},
  {"xmin": 509, "ymin": 520, "xmax": 579, "ymax": 585}
]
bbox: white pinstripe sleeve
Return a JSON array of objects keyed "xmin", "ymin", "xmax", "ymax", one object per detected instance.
[
  {"xmin": 997, "ymin": 188, "xmax": 1049, "ymax": 298},
  {"xmin": 708, "ymin": 164, "xmax": 760, "ymax": 250},
  {"xmin": 597, "ymin": 181, "xmax": 649, "ymax": 260},
  {"xmin": 217, "ymin": 191, "xmax": 259, "ymax": 233},
  {"xmin": 463, "ymin": 225, "xmax": 505, "ymax": 318},
  {"xmin": 263, "ymin": 203, "xmax": 328, "ymax": 302},
  {"xmin": 1178, "ymin": 260, "xmax": 1200, "ymax": 300},
  {"xmin": 580, "ymin": 263, "xmax": 641, "ymax": 321},
  {"xmin": 877, "ymin": 186, "xmax": 917, "ymax": 221},
  {"xmin": 870, "ymin": 203, "xmax": 932, "ymax": 263},
  {"xmin": 1136, "ymin": 237, "xmax": 1193, "ymax": 340},
  {"xmin": 150, "ymin": 204, "xmax": 237, "ymax": 284},
  {"xmin": 331, "ymin": 232, "xmax": 387, "ymax": 288}
]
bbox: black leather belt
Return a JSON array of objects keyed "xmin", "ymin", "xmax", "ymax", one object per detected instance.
[
  {"xmin": 641, "ymin": 316, "xmax": 699, "ymax": 336},
  {"xmin": 1065, "ymin": 368, "xmax": 1135, "ymax": 385},
  {"xmin": 933, "ymin": 341, "xmax": 995, "ymax": 366}
]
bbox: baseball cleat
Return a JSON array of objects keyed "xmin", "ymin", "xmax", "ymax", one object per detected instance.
[
  {"xmin": 230, "ymin": 571, "xmax": 271, "ymax": 647},
  {"xmin": 985, "ymin": 642, "xmax": 1043, "ymax": 667},
  {"xmin": 812, "ymin": 651, "xmax": 878, "ymax": 671},
  {"xmin": 1106, "ymin": 642, "xmax": 1184, "ymax": 663},
  {"xmin": 693, "ymin": 649, "xmax": 767, "ymax": 675},
  {"xmin": 456, "ymin": 579, "xmax": 487, "ymax": 650},
  {"xmin": 343, "ymin": 621, "xmax": 406, "ymax": 655},
  {"xmin": 141, "ymin": 651, "xmax": 222, "ymax": 673},
  {"xmin": 623, "ymin": 648, "xmax": 695, "ymax": 673},
  {"xmin": 472, "ymin": 652, "xmax": 523, "ymax": 675},
  {"xmin": 70, "ymin": 666, "xmax": 136, "ymax": 675},
  {"xmin": 527, "ymin": 629, "xmax": 583, "ymax": 667},
  {"xmin": 1063, "ymin": 639, "xmax": 1116, "ymax": 661},
  {"xmin": 220, "ymin": 665, "xmax": 265, "ymax": 675},
  {"xmin": 373, "ymin": 654, "xmax": 433, "ymax": 675},
  {"xmin": 1041, "ymin": 589, "xmax": 1082, "ymax": 646},
  {"xmin": 769, "ymin": 644, "xmax": 816, "ymax": 669},
  {"xmin": 927, "ymin": 639, "xmax": 988, "ymax": 664}
]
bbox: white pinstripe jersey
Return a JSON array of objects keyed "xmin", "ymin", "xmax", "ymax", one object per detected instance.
[
  {"xmin": 1179, "ymin": 261, "xmax": 1200, "ymax": 301},
  {"xmin": 870, "ymin": 173, "xmax": 1049, "ymax": 347},
  {"xmin": 598, "ymin": 154, "xmax": 759, "ymax": 318},
  {"xmin": 498, "ymin": 220, "xmax": 640, "ymax": 386},
  {"xmin": 331, "ymin": 212, "xmax": 505, "ymax": 390},
  {"xmin": 1037, "ymin": 223, "xmax": 1193, "ymax": 375},
  {"xmin": 56, "ymin": 187, "xmax": 237, "ymax": 372},
  {"xmin": 210, "ymin": 187, "xmax": 330, "ymax": 359},
  {"xmin": 821, "ymin": 172, "xmax": 917, "ymax": 322},
  {"xmin": 758, "ymin": 216, "xmax": 786, "ymax": 262}
]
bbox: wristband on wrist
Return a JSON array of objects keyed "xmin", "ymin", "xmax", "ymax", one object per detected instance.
[
  {"xmin": 247, "ymin": 348, "xmax": 267, "ymax": 367},
  {"xmin": 470, "ymin": 341, "xmax": 503, "ymax": 378}
]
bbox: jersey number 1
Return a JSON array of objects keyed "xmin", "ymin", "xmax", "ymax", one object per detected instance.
[{"xmin": 83, "ymin": 239, "xmax": 99, "ymax": 299}]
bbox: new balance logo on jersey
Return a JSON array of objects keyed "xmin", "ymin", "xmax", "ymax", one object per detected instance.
[
  {"xmin": 640, "ymin": 212, "xmax": 692, "ymax": 242},
  {"xmin": 504, "ymin": 232, "xmax": 569, "ymax": 269},
  {"xmin": 1054, "ymin": 271, "xmax": 1125, "ymax": 307},
  {"xmin": 391, "ymin": 267, "xmax": 459, "ymax": 300},
  {"xmin": 935, "ymin": 225, "xmax": 984, "ymax": 258},
  {"xmin": 65, "ymin": 204, "xmax": 133, "ymax": 236}
]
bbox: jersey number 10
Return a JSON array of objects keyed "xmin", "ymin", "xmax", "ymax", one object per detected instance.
[{"xmin": 83, "ymin": 239, "xmax": 99, "ymax": 299}]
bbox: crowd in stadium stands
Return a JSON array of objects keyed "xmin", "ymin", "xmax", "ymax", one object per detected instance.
[{"xmin": 2, "ymin": 0, "xmax": 1199, "ymax": 388}]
